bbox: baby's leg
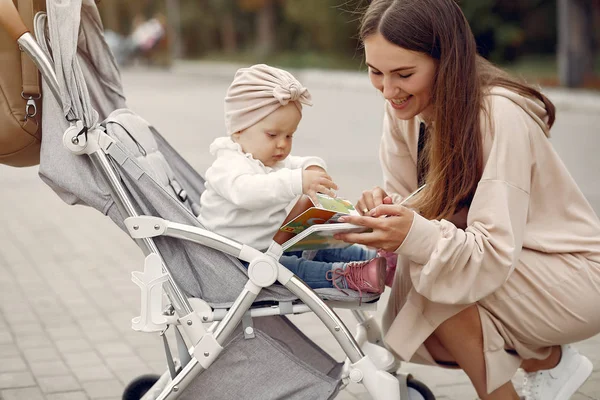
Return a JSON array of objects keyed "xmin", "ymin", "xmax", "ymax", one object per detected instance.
[
  {"xmin": 279, "ymin": 254, "xmax": 343, "ymax": 289},
  {"xmin": 311, "ymin": 245, "xmax": 376, "ymax": 263}
]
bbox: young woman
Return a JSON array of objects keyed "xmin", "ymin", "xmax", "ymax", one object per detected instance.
[{"xmin": 335, "ymin": 1, "xmax": 600, "ymax": 399}]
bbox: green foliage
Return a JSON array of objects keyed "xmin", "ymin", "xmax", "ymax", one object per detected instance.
[
  {"xmin": 282, "ymin": 0, "xmax": 365, "ymax": 52},
  {"xmin": 98, "ymin": 0, "xmax": 566, "ymax": 67}
]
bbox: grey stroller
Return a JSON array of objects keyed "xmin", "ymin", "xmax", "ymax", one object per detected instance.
[{"xmin": 1, "ymin": 1, "xmax": 436, "ymax": 399}]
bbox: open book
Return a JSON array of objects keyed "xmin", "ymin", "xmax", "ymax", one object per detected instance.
[{"xmin": 273, "ymin": 194, "xmax": 369, "ymax": 252}]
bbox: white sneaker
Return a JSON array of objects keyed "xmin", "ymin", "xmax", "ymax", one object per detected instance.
[{"xmin": 521, "ymin": 345, "xmax": 593, "ymax": 400}]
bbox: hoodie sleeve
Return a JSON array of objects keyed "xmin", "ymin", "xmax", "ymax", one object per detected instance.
[
  {"xmin": 380, "ymin": 104, "xmax": 419, "ymax": 203},
  {"xmin": 284, "ymin": 155, "xmax": 327, "ymax": 171},
  {"xmin": 398, "ymin": 96, "xmax": 533, "ymax": 304},
  {"xmin": 205, "ymin": 154, "xmax": 303, "ymax": 210}
]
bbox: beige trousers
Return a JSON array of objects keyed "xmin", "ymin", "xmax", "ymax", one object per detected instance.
[{"xmin": 382, "ymin": 249, "xmax": 600, "ymax": 392}]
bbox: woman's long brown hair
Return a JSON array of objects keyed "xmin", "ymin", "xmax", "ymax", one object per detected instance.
[{"xmin": 360, "ymin": 0, "xmax": 556, "ymax": 221}]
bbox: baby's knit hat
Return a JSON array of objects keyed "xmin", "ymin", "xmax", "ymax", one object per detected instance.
[{"xmin": 224, "ymin": 64, "xmax": 312, "ymax": 135}]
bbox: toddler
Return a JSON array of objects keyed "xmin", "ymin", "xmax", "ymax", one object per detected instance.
[{"xmin": 198, "ymin": 64, "xmax": 387, "ymax": 296}]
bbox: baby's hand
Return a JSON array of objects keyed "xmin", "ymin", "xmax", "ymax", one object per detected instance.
[{"xmin": 302, "ymin": 168, "xmax": 338, "ymax": 202}]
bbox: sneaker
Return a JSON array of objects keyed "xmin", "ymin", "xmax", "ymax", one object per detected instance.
[
  {"xmin": 326, "ymin": 257, "xmax": 386, "ymax": 299},
  {"xmin": 377, "ymin": 249, "xmax": 398, "ymax": 287},
  {"xmin": 521, "ymin": 345, "xmax": 593, "ymax": 400}
]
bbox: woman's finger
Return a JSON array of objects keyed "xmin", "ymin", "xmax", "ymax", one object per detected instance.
[
  {"xmin": 368, "ymin": 204, "xmax": 406, "ymax": 217},
  {"xmin": 335, "ymin": 230, "xmax": 379, "ymax": 247},
  {"xmin": 372, "ymin": 188, "xmax": 385, "ymax": 208},
  {"xmin": 361, "ymin": 190, "xmax": 375, "ymax": 213},
  {"xmin": 337, "ymin": 214, "xmax": 384, "ymax": 228}
]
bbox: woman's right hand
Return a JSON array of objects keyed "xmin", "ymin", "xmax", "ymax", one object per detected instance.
[{"xmin": 356, "ymin": 186, "xmax": 393, "ymax": 215}]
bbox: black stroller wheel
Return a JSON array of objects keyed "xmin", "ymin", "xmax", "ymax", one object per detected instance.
[
  {"xmin": 407, "ymin": 377, "xmax": 436, "ymax": 400},
  {"xmin": 122, "ymin": 374, "xmax": 161, "ymax": 400}
]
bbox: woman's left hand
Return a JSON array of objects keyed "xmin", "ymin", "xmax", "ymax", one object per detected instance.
[{"xmin": 335, "ymin": 204, "xmax": 415, "ymax": 252}]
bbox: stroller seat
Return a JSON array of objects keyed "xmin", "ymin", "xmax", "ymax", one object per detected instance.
[
  {"xmin": 18, "ymin": 1, "xmax": 436, "ymax": 398},
  {"xmin": 103, "ymin": 107, "xmax": 381, "ymax": 310}
]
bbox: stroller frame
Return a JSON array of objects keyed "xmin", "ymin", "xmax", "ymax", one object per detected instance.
[{"xmin": 2, "ymin": 3, "xmax": 435, "ymax": 398}]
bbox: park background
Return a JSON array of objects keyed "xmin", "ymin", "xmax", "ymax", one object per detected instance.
[
  {"xmin": 97, "ymin": 0, "xmax": 600, "ymax": 89},
  {"xmin": 1, "ymin": 1, "xmax": 600, "ymax": 400}
]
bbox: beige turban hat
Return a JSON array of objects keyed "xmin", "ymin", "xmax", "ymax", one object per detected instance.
[{"xmin": 224, "ymin": 64, "xmax": 313, "ymax": 135}]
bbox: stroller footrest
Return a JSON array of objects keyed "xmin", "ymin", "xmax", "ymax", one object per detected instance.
[{"xmin": 131, "ymin": 253, "xmax": 169, "ymax": 332}]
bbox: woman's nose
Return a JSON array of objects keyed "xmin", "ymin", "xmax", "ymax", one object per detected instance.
[{"xmin": 382, "ymin": 78, "xmax": 399, "ymax": 99}]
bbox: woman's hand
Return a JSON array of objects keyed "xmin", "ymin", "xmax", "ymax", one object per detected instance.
[
  {"xmin": 335, "ymin": 204, "xmax": 415, "ymax": 252},
  {"xmin": 302, "ymin": 166, "xmax": 338, "ymax": 202},
  {"xmin": 356, "ymin": 186, "xmax": 393, "ymax": 215}
]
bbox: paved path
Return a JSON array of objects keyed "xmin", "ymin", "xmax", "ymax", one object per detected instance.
[{"xmin": 1, "ymin": 64, "xmax": 600, "ymax": 400}]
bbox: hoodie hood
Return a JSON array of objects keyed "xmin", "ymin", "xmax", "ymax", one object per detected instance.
[
  {"xmin": 208, "ymin": 136, "xmax": 274, "ymax": 170},
  {"xmin": 209, "ymin": 136, "xmax": 240, "ymax": 156},
  {"xmin": 487, "ymin": 86, "xmax": 551, "ymax": 138}
]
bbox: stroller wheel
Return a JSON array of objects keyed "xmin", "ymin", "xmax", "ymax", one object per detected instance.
[
  {"xmin": 122, "ymin": 374, "xmax": 161, "ymax": 400},
  {"xmin": 407, "ymin": 377, "xmax": 436, "ymax": 400}
]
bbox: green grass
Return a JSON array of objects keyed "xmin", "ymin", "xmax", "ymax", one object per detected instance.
[
  {"xmin": 501, "ymin": 55, "xmax": 600, "ymax": 88},
  {"xmin": 501, "ymin": 55, "xmax": 559, "ymax": 79}
]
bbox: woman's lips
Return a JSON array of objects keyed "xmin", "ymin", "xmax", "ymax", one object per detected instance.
[{"xmin": 390, "ymin": 95, "xmax": 413, "ymax": 110}]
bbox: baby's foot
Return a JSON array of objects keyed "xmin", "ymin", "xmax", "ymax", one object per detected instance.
[{"xmin": 327, "ymin": 257, "xmax": 386, "ymax": 298}]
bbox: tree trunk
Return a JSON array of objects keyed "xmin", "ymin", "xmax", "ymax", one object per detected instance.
[
  {"xmin": 166, "ymin": 0, "xmax": 183, "ymax": 59},
  {"xmin": 98, "ymin": 1, "xmax": 119, "ymax": 32},
  {"xmin": 558, "ymin": 0, "xmax": 594, "ymax": 87},
  {"xmin": 255, "ymin": 0, "xmax": 276, "ymax": 57},
  {"xmin": 221, "ymin": 11, "xmax": 238, "ymax": 54}
]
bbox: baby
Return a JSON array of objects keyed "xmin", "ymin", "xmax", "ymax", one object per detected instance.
[{"xmin": 198, "ymin": 64, "xmax": 386, "ymax": 296}]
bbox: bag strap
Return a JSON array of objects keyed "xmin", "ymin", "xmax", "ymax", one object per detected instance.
[{"xmin": 17, "ymin": 0, "xmax": 40, "ymax": 98}]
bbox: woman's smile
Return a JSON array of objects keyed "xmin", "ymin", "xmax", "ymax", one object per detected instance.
[{"xmin": 390, "ymin": 95, "xmax": 413, "ymax": 110}]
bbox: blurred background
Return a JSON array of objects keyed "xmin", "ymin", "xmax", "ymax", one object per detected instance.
[
  {"xmin": 1, "ymin": 2, "xmax": 600, "ymax": 400},
  {"xmin": 97, "ymin": 0, "xmax": 600, "ymax": 89}
]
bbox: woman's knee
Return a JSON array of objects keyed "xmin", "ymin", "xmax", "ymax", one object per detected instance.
[
  {"xmin": 434, "ymin": 305, "xmax": 484, "ymax": 351},
  {"xmin": 424, "ymin": 334, "xmax": 456, "ymax": 364},
  {"xmin": 438, "ymin": 305, "xmax": 482, "ymax": 334}
]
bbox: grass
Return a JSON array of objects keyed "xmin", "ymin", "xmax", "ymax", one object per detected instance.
[{"xmin": 501, "ymin": 55, "xmax": 600, "ymax": 89}]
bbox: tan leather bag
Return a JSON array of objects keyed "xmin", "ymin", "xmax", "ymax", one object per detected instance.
[{"xmin": 0, "ymin": 0, "xmax": 46, "ymax": 167}]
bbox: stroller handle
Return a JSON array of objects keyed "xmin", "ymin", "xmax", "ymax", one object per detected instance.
[{"xmin": 0, "ymin": 0, "xmax": 29, "ymax": 41}]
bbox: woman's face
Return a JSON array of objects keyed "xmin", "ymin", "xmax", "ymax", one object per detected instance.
[{"xmin": 364, "ymin": 33, "xmax": 438, "ymax": 121}]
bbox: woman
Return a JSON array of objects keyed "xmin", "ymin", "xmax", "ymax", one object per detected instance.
[{"xmin": 335, "ymin": 0, "xmax": 600, "ymax": 399}]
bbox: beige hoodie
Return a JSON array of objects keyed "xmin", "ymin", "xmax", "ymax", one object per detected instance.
[{"xmin": 381, "ymin": 86, "xmax": 600, "ymax": 305}]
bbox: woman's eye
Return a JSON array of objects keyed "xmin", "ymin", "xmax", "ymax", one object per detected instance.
[
  {"xmin": 266, "ymin": 132, "xmax": 276, "ymax": 137},
  {"xmin": 369, "ymin": 69, "xmax": 382, "ymax": 76},
  {"xmin": 399, "ymin": 73, "xmax": 414, "ymax": 79}
]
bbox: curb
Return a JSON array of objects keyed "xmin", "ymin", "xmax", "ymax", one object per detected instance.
[{"xmin": 173, "ymin": 60, "xmax": 600, "ymax": 112}]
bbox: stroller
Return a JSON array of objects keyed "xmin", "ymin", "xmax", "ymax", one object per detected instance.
[{"xmin": 1, "ymin": 1, "xmax": 437, "ymax": 399}]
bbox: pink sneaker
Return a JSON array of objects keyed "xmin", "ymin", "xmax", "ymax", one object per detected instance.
[
  {"xmin": 327, "ymin": 257, "xmax": 386, "ymax": 299},
  {"xmin": 377, "ymin": 250, "xmax": 398, "ymax": 287}
]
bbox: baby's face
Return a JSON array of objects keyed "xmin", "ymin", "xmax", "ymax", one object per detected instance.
[{"xmin": 233, "ymin": 103, "xmax": 301, "ymax": 167}]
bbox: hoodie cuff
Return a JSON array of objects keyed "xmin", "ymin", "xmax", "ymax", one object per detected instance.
[
  {"xmin": 291, "ymin": 168, "xmax": 303, "ymax": 195},
  {"xmin": 396, "ymin": 211, "xmax": 441, "ymax": 265},
  {"xmin": 302, "ymin": 158, "xmax": 327, "ymax": 171}
]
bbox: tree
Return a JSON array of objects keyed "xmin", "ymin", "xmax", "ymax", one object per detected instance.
[
  {"xmin": 239, "ymin": 0, "xmax": 279, "ymax": 57},
  {"xmin": 558, "ymin": 0, "xmax": 595, "ymax": 87}
]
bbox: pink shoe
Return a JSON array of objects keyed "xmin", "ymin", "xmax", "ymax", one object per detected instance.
[
  {"xmin": 327, "ymin": 257, "xmax": 387, "ymax": 299},
  {"xmin": 377, "ymin": 250, "xmax": 398, "ymax": 287}
]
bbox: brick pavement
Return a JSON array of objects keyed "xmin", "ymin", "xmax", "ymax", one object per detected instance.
[{"xmin": 1, "ymin": 65, "xmax": 600, "ymax": 400}]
